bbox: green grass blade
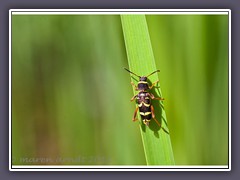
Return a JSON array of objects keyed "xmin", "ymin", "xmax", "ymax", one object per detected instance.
[{"xmin": 121, "ymin": 15, "xmax": 175, "ymax": 165}]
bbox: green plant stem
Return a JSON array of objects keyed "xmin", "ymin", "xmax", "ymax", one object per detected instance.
[{"xmin": 121, "ymin": 15, "xmax": 175, "ymax": 165}]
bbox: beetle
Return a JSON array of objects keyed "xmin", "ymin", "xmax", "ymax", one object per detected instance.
[{"xmin": 124, "ymin": 68, "xmax": 168, "ymax": 132}]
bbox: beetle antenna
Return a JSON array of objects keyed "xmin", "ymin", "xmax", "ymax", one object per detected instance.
[
  {"xmin": 124, "ymin": 68, "xmax": 141, "ymax": 78},
  {"xmin": 146, "ymin": 70, "xmax": 160, "ymax": 77}
]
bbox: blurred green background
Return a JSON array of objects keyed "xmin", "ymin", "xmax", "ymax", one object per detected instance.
[{"xmin": 12, "ymin": 14, "xmax": 229, "ymax": 165}]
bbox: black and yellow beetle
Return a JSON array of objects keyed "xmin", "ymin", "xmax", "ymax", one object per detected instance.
[{"xmin": 124, "ymin": 68, "xmax": 167, "ymax": 132}]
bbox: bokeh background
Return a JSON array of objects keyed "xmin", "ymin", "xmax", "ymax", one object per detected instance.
[{"xmin": 12, "ymin": 14, "xmax": 229, "ymax": 165}]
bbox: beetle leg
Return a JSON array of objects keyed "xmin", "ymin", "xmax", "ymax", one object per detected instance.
[
  {"xmin": 151, "ymin": 105, "xmax": 169, "ymax": 134},
  {"xmin": 131, "ymin": 82, "xmax": 138, "ymax": 91},
  {"xmin": 149, "ymin": 93, "xmax": 164, "ymax": 100},
  {"xmin": 149, "ymin": 80, "xmax": 159, "ymax": 89},
  {"xmin": 130, "ymin": 94, "xmax": 138, "ymax": 101},
  {"xmin": 132, "ymin": 107, "xmax": 139, "ymax": 121}
]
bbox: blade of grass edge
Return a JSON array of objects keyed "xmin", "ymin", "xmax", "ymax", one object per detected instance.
[{"xmin": 121, "ymin": 15, "xmax": 175, "ymax": 165}]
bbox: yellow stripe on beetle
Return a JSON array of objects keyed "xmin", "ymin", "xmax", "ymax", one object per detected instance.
[
  {"xmin": 138, "ymin": 81, "xmax": 148, "ymax": 84},
  {"xmin": 138, "ymin": 102, "xmax": 150, "ymax": 107},
  {"xmin": 139, "ymin": 112, "xmax": 151, "ymax": 116}
]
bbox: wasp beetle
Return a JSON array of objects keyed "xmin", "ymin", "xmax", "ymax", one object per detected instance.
[{"xmin": 124, "ymin": 68, "xmax": 168, "ymax": 133}]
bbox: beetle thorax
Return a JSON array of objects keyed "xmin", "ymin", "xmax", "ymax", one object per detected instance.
[{"xmin": 138, "ymin": 76, "xmax": 149, "ymax": 91}]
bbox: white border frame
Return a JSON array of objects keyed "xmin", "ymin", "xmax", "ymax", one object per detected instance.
[{"xmin": 9, "ymin": 9, "xmax": 231, "ymax": 171}]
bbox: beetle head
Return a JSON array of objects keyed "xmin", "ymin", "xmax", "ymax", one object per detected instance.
[{"xmin": 140, "ymin": 76, "xmax": 147, "ymax": 81}]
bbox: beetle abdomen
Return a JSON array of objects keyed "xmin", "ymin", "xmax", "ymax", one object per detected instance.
[
  {"xmin": 137, "ymin": 91, "xmax": 152, "ymax": 125},
  {"xmin": 139, "ymin": 106, "xmax": 152, "ymax": 118}
]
